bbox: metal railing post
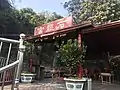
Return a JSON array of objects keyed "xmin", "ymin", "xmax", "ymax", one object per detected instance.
[
  {"xmin": 0, "ymin": 42, "xmax": 3, "ymax": 53},
  {"xmin": 0, "ymin": 35, "xmax": 21, "ymax": 90},
  {"xmin": 1, "ymin": 43, "xmax": 12, "ymax": 90},
  {"xmin": 13, "ymin": 34, "xmax": 25, "ymax": 90}
]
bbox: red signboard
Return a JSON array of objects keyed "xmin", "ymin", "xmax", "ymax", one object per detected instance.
[{"xmin": 34, "ymin": 16, "xmax": 73, "ymax": 36}]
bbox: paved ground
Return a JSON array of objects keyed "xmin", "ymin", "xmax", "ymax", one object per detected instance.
[
  {"xmin": 93, "ymin": 81, "xmax": 120, "ymax": 90},
  {"xmin": 1, "ymin": 79, "xmax": 120, "ymax": 90},
  {"xmin": 0, "ymin": 83, "xmax": 65, "ymax": 90}
]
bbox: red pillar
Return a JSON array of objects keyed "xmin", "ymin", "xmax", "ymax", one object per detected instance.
[
  {"xmin": 78, "ymin": 33, "xmax": 83, "ymax": 79},
  {"xmin": 30, "ymin": 59, "xmax": 33, "ymax": 72}
]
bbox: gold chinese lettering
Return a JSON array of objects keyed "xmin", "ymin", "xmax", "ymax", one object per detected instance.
[
  {"xmin": 46, "ymin": 24, "xmax": 54, "ymax": 32},
  {"xmin": 38, "ymin": 26, "xmax": 43, "ymax": 34}
]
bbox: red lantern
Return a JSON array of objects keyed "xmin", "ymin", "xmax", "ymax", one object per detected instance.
[{"xmin": 78, "ymin": 34, "xmax": 81, "ymax": 48}]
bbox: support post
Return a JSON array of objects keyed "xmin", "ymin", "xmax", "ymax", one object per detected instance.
[
  {"xmin": 13, "ymin": 34, "xmax": 25, "ymax": 90},
  {"xmin": 78, "ymin": 33, "xmax": 83, "ymax": 79}
]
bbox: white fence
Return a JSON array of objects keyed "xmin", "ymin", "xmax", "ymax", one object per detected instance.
[{"xmin": 0, "ymin": 34, "xmax": 25, "ymax": 90}]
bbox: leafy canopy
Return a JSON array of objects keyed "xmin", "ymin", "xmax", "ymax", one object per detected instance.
[
  {"xmin": 64, "ymin": 0, "xmax": 120, "ymax": 24},
  {"xmin": 0, "ymin": 7, "xmax": 63, "ymax": 38},
  {"xmin": 57, "ymin": 39, "xmax": 87, "ymax": 70}
]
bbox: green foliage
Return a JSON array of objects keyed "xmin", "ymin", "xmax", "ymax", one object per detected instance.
[
  {"xmin": 0, "ymin": 0, "xmax": 11, "ymax": 9},
  {"xmin": 0, "ymin": 7, "xmax": 63, "ymax": 38},
  {"xmin": 109, "ymin": 55, "xmax": 120, "ymax": 80},
  {"xmin": 64, "ymin": 0, "xmax": 120, "ymax": 24},
  {"xmin": 24, "ymin": 41, "xmax": 34, "ymax": 56},
  {"xmin": 57, "ymin": 39, "xmax": 87, "ymax": 70},
  {"xmin": 0, "ymin": 8, "xmax": 34, "ymax": 36}
]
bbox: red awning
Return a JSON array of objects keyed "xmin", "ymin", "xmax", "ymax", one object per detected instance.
[{"xmin": 25, "ymin": 22, "xmax": 93, "ymax": 42}]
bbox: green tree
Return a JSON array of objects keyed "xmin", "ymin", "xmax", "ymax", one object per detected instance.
[
  {"xmin": 64, "ymin": 0, "xmax": 120, "ymax": 24},
  {"xmin": 0, "ymin": 0, "xmax": 63, "ymax": 37},
  {"xmin": 0, "ymin": 0, "xmax": 11, "ymax": 9},
  {"xmin": 0, "ymin": 7, "xmax": 63, "ymax": 38},
  {"xmin": 0, "ymin": 8, "xmax": 34, "ymax": 36},
  {"xmin": 57, "ymin": 39, "xmax": 87, "ymax": 74},
  {"xmin": 0, "ymin": 0, "xmax": 19, "ymax": 9}
]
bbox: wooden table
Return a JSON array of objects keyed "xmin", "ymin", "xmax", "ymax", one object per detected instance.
[{"xmin": 100, "ymin": 73, "xmax": 114, "ymax": 84}]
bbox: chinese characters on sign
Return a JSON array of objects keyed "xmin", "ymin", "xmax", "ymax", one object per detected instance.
[{"xmin": 34, "ymin": 16, "xmax": 73, "ymax": 36}]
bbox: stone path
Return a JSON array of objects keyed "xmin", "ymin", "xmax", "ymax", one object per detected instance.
[
  {"xmin": 0, "ymin": 83, "xmax": 65, "ymax": 90},
  {"xmin": 1, "ymin": 80, "xmax": 120, "ymax": 90},
  {"xmin": 93, "ymin": 81, "xmax": 120, "ymax": 90}
]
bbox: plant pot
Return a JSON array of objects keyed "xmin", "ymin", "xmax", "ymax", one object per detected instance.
[
  {"xmin": 64, "ymin": 78, "xmax": 92, "ymax": 90},
  {"xmin": 21, "ymin": 73, "xmax": 36, "ymax": 83}
]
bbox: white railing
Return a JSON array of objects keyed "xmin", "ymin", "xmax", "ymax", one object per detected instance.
[
  {"xmin": 0, "ymin": 60, "xmax": 19, "ymax": 73},
  {"xmin": 0, "ymin": 38, "xmax": 20, "ymax": 43},
  {"xmin": 0, "ymin": 34, "xmax": 25, "ymax": 90}
]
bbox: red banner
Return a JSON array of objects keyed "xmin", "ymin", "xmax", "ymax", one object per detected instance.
[{"xmin": 34, "ymin": 16, "xmax": 73, "ymax": 36}]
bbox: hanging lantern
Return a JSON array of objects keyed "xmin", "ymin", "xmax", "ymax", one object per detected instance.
[{"xmin": 78, "ymin": 34, "xmax": 81, "ymax": 48}]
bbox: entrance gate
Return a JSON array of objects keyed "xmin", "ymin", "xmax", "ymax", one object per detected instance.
[{"xmin": 0, "ymin": 34, "xmax": 25, "ymax": 90}]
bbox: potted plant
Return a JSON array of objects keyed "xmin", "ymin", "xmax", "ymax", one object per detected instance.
[
  {"xmin": 21, "ymin": 71, "xmax": 36, "ymax": 83},
  {"xmin": 56, "ymin": 39, "xmax": 92, "ymax": 90},
  {"xmin": 20, "ymin": 42, "xmax": 36, "ymax": 83}
]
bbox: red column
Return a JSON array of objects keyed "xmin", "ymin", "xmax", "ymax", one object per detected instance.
[
  {"xmin": 30, "ymin": 59, "xmax": 33, "ymax": 72},
  {"xmin": 78, "ymin": 33, "xmax": 83, "ymax": 79}
]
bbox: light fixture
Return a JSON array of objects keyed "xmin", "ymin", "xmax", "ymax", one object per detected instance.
[
  {"xmin": 37, "ymin": 45, "xmax": 42, "ymax": 51},
  {"xmin": 53, "ymin": 37, "xmax": 55, "ymax": 39},
  {"xmin": 44, "ymin": 37, "xmax": 48, "ymax": 40},
  {"xmin": 40, "ymin": 39, "xmax": 43, "ymax": 41},
  {"xmin": 56, "ymin": 35, "xmax": 59, "ymax": 37},
  {"xmin": 60, "ymin": 34, "xmax": 66, "ymax": 37}
]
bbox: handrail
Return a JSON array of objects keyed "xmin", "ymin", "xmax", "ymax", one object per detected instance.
[
  {"xmin": 0, "ymin": 38, "xmax": 19, "ymax": 43},
  {"xmin": 0, "ymin": 60, "xmax": 19, "ymax": 73},
  {"xmin": 0, "ymin": 34, "xmax": 25, "ymax": 90}
]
